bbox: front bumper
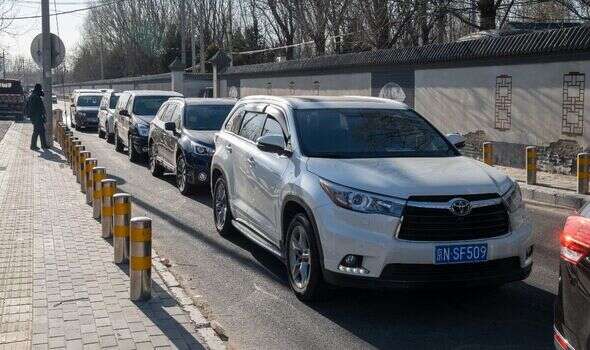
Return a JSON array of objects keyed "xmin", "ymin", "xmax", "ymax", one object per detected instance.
[
  {"xmin": 185, "ymin": 152, "xmax": 212, "ymax": 185},
  {"xmin": 314, "ymin": 203, "xmax": 533, "ymax": 287},
  {"xmin": 75, "ymin": 116, "xmax": 98, "ymax": 128},
  {"xmin": 130, "ymin": 134, "xmax": 148, "ymax": 155}
]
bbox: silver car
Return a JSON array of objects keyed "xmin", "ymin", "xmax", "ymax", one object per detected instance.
[{"xmin": 97, "ymin": 90, "xmax": 120, "ymax": 143}]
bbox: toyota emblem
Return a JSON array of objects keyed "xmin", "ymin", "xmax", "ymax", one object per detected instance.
[{"xmin": 449, "ymin": 198, "xmax": 472, "ymax": 216}]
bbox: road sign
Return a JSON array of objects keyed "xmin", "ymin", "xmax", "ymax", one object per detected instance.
[{"xmin": 30, "ymin": 33, "xmax": 65, "ymax": 69}]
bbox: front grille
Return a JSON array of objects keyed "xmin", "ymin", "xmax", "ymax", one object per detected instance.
[
  {"xmin": 398, "ymin": 194, "xmax": 510, "ymax": 241},
  {"xmin": 380, "ymin": 257, "xmax": 521, "ymax": 282}
]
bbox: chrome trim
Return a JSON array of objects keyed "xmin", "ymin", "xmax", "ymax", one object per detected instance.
[{"xmin": 406, "ymin": 197, "xmax": 502, "ymax": 210}]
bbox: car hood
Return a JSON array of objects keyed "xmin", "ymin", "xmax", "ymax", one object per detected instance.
[
  {"xmin": 133, "ymin": 115, "xmax": 155, "ymax": 124},
  {"xmin": 306, "ymin": 156, "xmax": 512, "ymax": 199},
  {"xmin": 184, "ymin": 130, "xmax": 216, "ymax": 147},
  {"xmin": 76, "ymin": 106, "xmax": 99, "ymax": 113}
]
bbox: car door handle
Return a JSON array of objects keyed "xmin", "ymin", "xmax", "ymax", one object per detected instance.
[
  {"xmin": 225, "ymin": 144, "xmax": 232, "ymax": 153},
  {"xmin": 247, "ymin": 157, "xmax": 256, "ymax": 167}
]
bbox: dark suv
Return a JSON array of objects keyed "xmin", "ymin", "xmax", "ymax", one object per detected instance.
[
  {"xmin": 148, "ymin": 98, "xmax": 235, "ymax": 194},
  {"xmin": 71, "ymin": 93, "xmax": 103, "ymax": 130},
  {"xmin": 113, "ymin": 90, "xmax": 182, "ymax": 162},
  {"xmin": 0, "ymin": 79, "xmax": 25, "ymax": 121}
]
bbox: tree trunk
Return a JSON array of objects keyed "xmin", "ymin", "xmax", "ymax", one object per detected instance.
[{"xmin": 478, "ymin": 0, "xmax": 497, "ymax": 30}]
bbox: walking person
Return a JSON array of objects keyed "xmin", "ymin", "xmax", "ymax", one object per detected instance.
[{"xmin": 27, "ymin": 83, "xmax": 48, "ymax": 150}]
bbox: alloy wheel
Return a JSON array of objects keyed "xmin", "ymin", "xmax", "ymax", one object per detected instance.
[
  {"xmin": 214, "ymin": 181, "xmax": 228, "ymax": 230},
  {"xmin": 176, "ymin": 155, "xmax": 187, "ymax": 192},
  {"xmin": 288, "ymin": 225, "xmax": 312, "ymax": 290}
]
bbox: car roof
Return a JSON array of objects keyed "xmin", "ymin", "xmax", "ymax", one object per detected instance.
[
  {"xmin": 77, "ymin": 92, "xmax": 104, "ymax": 97},
  {"xmin": 179, "ymin": 97, "xmax": 236, "ymax": 106},
  {"xmin": 238, "ymin": 95, "xmax": 409, "ymax": 110},
  {"xmin": 122, "ymin": 90, "xmax": 183, "ymax": 97}
]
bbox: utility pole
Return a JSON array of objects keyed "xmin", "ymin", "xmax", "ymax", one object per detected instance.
[
  {"xmin": 191, "ymin": 14, "xmax": 197, "ymax": 73},
  {"xmin": 198, "ymin": 9, "xmax": 205, "ymax": 73},
  {"xmin": 99, "ymin": 37, "xmax": 104, "ymax": 80},
  {"xmin": 179, "ymin": 0, "xmax": 186, "ymax": 66},
  {"xmin": 41, "ymin": 0, "xmax": 53, "ymax": 146}
]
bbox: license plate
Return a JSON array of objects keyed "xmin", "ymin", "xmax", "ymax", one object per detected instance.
[{"xmin": 435, "ymin": 243, "xmax": 488, "ymax": 264}]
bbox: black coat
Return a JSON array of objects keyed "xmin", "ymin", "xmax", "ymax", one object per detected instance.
[{"xmin": 26, "ymin": 93, "xmax": 46, "ymax": 124}]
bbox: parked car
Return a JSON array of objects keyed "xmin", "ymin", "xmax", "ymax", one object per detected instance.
[
  {"xmin": 69, "ymin": 89, "xmax": 103, "ymax": 119},
  {"xmin": 71, "ymin": 93, "xmax": 102, "ymax": 130},
  {"xmin": 554, "ymin": 208, "xmax": 590, "ymax": 350},
  {"xmin": 113, "ymin": 90, "xmax": 183, "ymax": 162},
  {"xmin": 52, "ymin": 95, "xmax": 58, "ymax": 104},
  {"xmin": 148, "ymin": 98, "xmax": 235, "ymax": 194},
  {"xmin": 0, "ymin": 79, "xmax": 25, "ymax": 121},
  {"xmin": 97, "ymin": 90, "xmax": 120, "ymax": 143},
  {"xmin": 210, "ymin": 95, "xmax": 533, "ymax": 301}
]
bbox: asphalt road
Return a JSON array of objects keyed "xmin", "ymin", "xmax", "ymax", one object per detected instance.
[{"xmin": 64, "ymin": 112, "xmax": 571, "ymax": 350}]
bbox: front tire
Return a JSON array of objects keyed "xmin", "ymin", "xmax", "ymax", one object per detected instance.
[
  {"xmin": 149, "ymin": 143, "xmax": 164, "ymax": 177},
  {"xmin": 286, "ymin": 213, "xmax": 327, "ymax": 302},
  {"xmin": 114, "ymin": 128, "xmax": 124, "ymax": 152},
  {"xmin": 212, "ymin": 176, "xmax": 234, "ymax": 236},
  {"xmin": 98, "ymin": 127, "xmax": 106, "ymax": 139},
  {"xmin": 176, "ymin": 153, "xmax": 192, "ymax": 195}
]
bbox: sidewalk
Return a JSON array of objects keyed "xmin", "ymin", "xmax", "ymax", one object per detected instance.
[
  {"xmin": 496, "ymin": 165, "xmax": 590, "ymax": 209},
  {"xmin": 0, "ymin": 123, "xmax": 221, "ymax": 350}
]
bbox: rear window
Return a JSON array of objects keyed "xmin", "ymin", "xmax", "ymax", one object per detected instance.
[
  {"xmin": 132, "ymin": 96, "xmax": 172, "ymax": 116},
  {"xmin": 0, "ymin": 81, "xmax": 23, "ymax": 94},
  {"xmin": 77, "ymin": 95, "xmax": 102, "ymax": 107}
]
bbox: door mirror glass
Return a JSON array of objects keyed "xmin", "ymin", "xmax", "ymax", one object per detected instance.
[
  {"xmin": 70, "ymin": 104, "xmax": 75, "ymax": 108},
  {"xmin": 446, "ymin": 133, "xmax": 466, "ymax": 149},
  {"xmin": 164, "ymin": 121, "xmax": 176, "ymax": 132},
  {"xmin": 257, "ymin": 134, "xmax": 286, "ymax": 153},
  {"xmin": 100, "ymin": 105, "xmax": 107, "ymax": 111},
  {"xmin": 119, "ymin": 109, "xmax": 129, "ymax": 117}
]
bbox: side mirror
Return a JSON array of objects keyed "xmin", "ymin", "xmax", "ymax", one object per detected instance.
[
  {"xmin": 119, "ymin": 109, "xmax": 129, "ymax": 117},
  {"xmin": 70, "ymin": 104, "xmax": 75, "ymax": 108},
  {"xmin": 257, "ymin": 134, "xmax": 287, "ymax": 154},
  {"xmin": 446, "ymin": 133, "xmax": 466, "ymax": 149},
  {"xmin": 164, "ymin": 122, "xmax": 176, "ymax": 132},
  {"xmin": 100, "ymin": 106, "xmax": 107, "ymax": 111}
]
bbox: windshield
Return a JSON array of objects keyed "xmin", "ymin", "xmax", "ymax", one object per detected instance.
[
  {"xmin": 77, "ymin": 95, "xmax": 102, "ymax": 107},
  {"xmin": 132, "ymin": 96, "xmax": 171, "ymax": 116},
  {"xmin": 109, "ymin": 94, "xmax": 120, "ymax": 109},
  {"xmin": 184, "ymin": 105, "xmax": 233, "ymax": 130},
  {"xmin": 293, "ymin": 108, "xmax": 457, "ymax": 158}
]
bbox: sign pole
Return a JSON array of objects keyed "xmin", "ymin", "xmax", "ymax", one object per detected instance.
[{"xmin": 41, "ymin": 0, "xmax": 53, "ymax": 146}]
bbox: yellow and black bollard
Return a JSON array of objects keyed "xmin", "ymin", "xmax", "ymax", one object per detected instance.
[
  {"xmin": 483, "ymin": 142, "xmax": 493, "ymax": 166},
  {"xmin": 526, "ymin": 146, "xmax": 537, "ymax": 185},
  {"xmin": 101, "ymin": 179, "xmax": 117, "ymax": 238},
  {"xmin": 69, "ymin": 138, "xmax": 80, "ymax": 168},
  {"xmin": 79, "ymin": 151, "xmax": 90, "ymax": 193},
  {"xmin": 578, "ymin": 153, "xmax": 590, "ymax": 194},
  {"xmin": 92, "ymin": 167, "xmax": 106, "ymax": 219},
  {"xmin": 71, "ymin": 141, "xmax": 82, "ymax": 174},
  {"xmin": 113, "ymin": 193, "xmax": 132, "ymax": 264},
  {"xmin": 74, "ymin": 145, "xmax": 85, "ymax": 183},
  {"xmin": 63, "ymin": 134, "xmax": 71, "ymax": 162},
  {"xmin": 84, "ymin": 158, "xmax": 98, "ymax": 205},
  {"xmin": 130, "ymin": 217, "xmax": 152, "ymax": 301}
]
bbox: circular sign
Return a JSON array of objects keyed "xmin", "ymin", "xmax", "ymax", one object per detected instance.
[
  {"xmin": 30, "ymin": 33, "xmax": 66, "ymax": 69},
  {"xmin": 379, "ymin": 82, "xmax": 406, "ymax": 102}
]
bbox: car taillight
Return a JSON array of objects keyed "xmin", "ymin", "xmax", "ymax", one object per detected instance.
[{"xmin": 560, "ymin": 215, "xmax": 590, "ymax": 265}]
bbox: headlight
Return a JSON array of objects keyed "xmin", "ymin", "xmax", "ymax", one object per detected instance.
[
  {"xmin": 319, "ymin": 179, "xmax": 405, "ymax": 217},
  {"xmin": 136, "ymin": 124, "xmax": 149, "ymax": 136},
  {"xmin": 502, "ymin": 181, "xmax": 523, "ymax": 212},
  {"xmin": 193, "ymin": 143, "xmax": 214, "ymax": 155}
]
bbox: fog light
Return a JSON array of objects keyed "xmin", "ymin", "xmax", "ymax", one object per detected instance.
[
  {"xmin": 343, "ymin": 254, "xmax": 360, "ymax": 267},
  {"xmin": 338, "ymin": 255, "xmax": 369, "ymax": 275},
  {"xmin": 198, "ymin": 172, "xmax": 207, "ymax": 182}
]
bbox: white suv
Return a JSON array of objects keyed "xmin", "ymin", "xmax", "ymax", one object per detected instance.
[{"xmin": 210, "ymin": 96, "xmax": 533, "ymax": 301}]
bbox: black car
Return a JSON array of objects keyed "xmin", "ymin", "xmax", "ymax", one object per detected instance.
[
  {"xmin": 71, "ymin": 93, "xmax": 102, "ymax": 130},
  {"xmin": 148, "ymin": 98, "xmax": 235, "ymax": 194},
  {"xmin": 554, "ymin": 207, "xmax": 590, "ymax": 350}
]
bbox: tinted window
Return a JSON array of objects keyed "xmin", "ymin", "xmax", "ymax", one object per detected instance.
[
  {"xmin": 225, "ymin": 108, "xmax": 243, "ymax": 133},
  {"xmin": 156, "ymin": 104, "xmax": 169, "ymax": 121},
  {"xmin": 77, "ymin": 95, "xmax": 102, "ymax": 107},
  {"xmin": 163, "ymin": 104, "xmax": 177, "ymax": 122},
  {"xmin": 238, "ymin": 112, "xmax": 265, "ymax": 142},
  {"xmin": 293, "ymin": 108, "xmax": 457, "ymax": 158},
  {"xmin": 132, "ymin": 96, "xmax": 172, "ymax": 116},
  {"xmin": 184, "ymin": 105, "xmax": 233, "ymax": 131},
  {"xmin": 171, "ymin": 105, "xmax": 182, "ymax": 129},
  {"xmin": 109, "ymin": 94, "xmax": 120, "ymax": 109},
  {"xmin": 262, "ymin": 117, "xmax": 283, "ymax": 138},
  {"xmin": 117, "ymin": 94, "xmax": 130, "ymax": 110}
]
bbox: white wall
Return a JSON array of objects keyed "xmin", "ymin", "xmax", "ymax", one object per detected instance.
[
  {"xmin": 415, "ymin": 60, "xmax": 590, "ymax": 147},
  {"xmin": 231, "ymin": 72, "xmax": 371, "ymax": 97}
]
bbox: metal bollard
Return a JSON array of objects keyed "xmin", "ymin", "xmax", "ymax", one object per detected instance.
[
  {"xmin": 84, "ymin": 158, "xmax": 97, "ymax": 205},
  {"xmin": 130, "ymin": 217, "xmax": 152, "ymax": 301},
  {"xmin": 526, "ymin": 146, "xmax": 537, "ymax": 185},
  {"xmin": 74, "ymin": 145, "xmax": 85, "ymax": 183},
  {"xmin": 69, "ymin": 138, "xmax": 80, "ymax": 168},
  {"xmin": 113, "ymin": 193, "xmax": 131, "ymax": 264},
  {"xmin": 64, "ymin": 134, "xmax": 73, "ymax": 163},
  {"xmin": 578, "ymin": 153, "xmax": 590, "ymax": 194},
  {"xmin": 92, "ymin": 167, "xmax": 106, "ymax": 219},
  {"xmin": 483, "ymin": 142, "xmax": 493, "ymax": 165},
  {"xmin": 71, "ymin": 140, "xmax": 81, "ymax": 173},
  {"xmin": 79, "ymin": 151, "xmax": 90, "ymax": 192},
  {"xmin": 101, "ymin": 179, "xmax": 117, "ymax": 238}
]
